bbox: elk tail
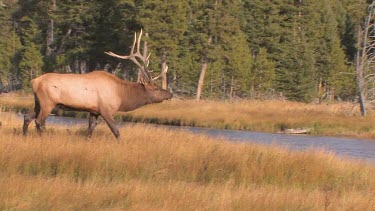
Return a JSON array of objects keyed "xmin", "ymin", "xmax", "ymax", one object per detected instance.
[
  {"xmin": 30, "ymin": 79, "xmax": 40, "ymax": 116},
  {"xmin": 34, "ymin": 93, "xmax": 41, "ymax": 117}
]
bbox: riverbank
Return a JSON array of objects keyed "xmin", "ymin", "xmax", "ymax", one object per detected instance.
[
  {"xmin": 1, "ymin": 93, "xmax": 375, "ymax": 139},
  {"xmin": 0, "ymin": 113, "xmax": 375, "ymax": 210}
]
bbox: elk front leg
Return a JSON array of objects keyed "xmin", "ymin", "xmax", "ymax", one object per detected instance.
[{"xmin": 101, "ymin": 113, "xmax": 120, "ymax": 141}]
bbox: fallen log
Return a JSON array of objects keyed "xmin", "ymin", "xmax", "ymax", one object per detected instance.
[{"xmin": 278, "ymin": 128, "xmax": 311, "ymax": 135}]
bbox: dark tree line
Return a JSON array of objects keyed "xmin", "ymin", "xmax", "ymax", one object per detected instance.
[{"xmin": 0, "ymin": 0, "xmax": 371, "ymax": 102}]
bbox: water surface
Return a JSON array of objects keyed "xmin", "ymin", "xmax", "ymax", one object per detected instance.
[{"xmin": 28, "ymin": 115, "xmax": 375, "ymax": 163}]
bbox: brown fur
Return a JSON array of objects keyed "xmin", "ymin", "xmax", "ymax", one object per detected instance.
[{"xmin": 23, "ymin": 70, "xmax": 173, "ymax": 140}]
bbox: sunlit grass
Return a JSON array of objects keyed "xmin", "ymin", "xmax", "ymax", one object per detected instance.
[{"xmin": 0, "ymin": 112, "xmax": 375, "ymax": 210}]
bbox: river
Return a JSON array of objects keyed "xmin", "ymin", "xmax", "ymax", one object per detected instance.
[{"xmin": 20, "ymin": 114, "xmax": 375, "ymax": 163}]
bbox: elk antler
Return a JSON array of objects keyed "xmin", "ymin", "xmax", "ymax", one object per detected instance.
[
  {"xmin": 105, "ymin": 30, "xmax": 167, "ymax": 83},
  {"xmin": 152, "ymin": 65, "xmax": 168, "ymax": 81}
]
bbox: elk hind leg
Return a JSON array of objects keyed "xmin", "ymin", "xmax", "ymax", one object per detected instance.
[
  {"xmin": 35, "ymin": 104, "xmax": 54, "ymax": 134},
  {"xmin": 23, "ymin": 94, "xmax": 41, "ymax": 135},
  {"xmin": 23, "ymin": 111, "xmax": 36, "ymax": 135},
  {"xmin": 86, "ymin": 113, "xmax": 99, "ymax": 139}
]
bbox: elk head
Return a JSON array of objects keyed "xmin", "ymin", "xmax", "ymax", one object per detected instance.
[{"xmin": 105, "ymin": 30, "xmax": 172, "ymax": 102}]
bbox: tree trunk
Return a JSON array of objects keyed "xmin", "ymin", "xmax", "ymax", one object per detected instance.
[
  {"xmin": 57, "ymin": 28, "xmax": 72, "ymax": 55},
  {"xmin": 79, "ymin": 60, "xmax": 87, "ymax": 74},
  {"xmin": 161, "ymin": 52, "xmax": 167, "ymax": 90},
  {"xmin": 358, "ymin": 87, "xmax": 366, "ymax": 116},
  {"xmin": 196, "ymin": 61, "xmax": 208, "ymax": 101},
  {"xmin": 196, "ymin": 35, "xmax": 212, "ymax": 101},
  {"xmin": 46, "ymin": 0, "xmax": 56, "ymax": 56},
  {"xmin": 356, "ymin": 24, "xmax": 367, "ymax": 116},
  {"xmin": 73, "ymin": 60, "xmax": 79, "ymax": 74},
  {"xmin": 229, "ymin": 76, "xmax": 234, "ymax": 100},
  {"xmin": 222, "ymin": 74, "xmax": 226, "ymax": 99},
  {"xmin": 65, "ymin": 65, "xmax": 72, "ymax": 73}
]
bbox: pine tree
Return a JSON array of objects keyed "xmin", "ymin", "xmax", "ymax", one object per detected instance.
[
  {"xmin": 328, "ymin": 37, "xmax": 356, "ymax": 100},
  {"xmin": 18, "ymin": 17, "xmax": 43, "ymax": 90},
  {"xmin": 311, "ymin": 1, "xmax": 346, "ymax": 101},
  {"xmin": 136, "ymin": 0, "xmax": 188, "ymax": 89},
  {"xmin": 54, "ymin": 0, "xmax": 97, "ymax": 72},
  {"xmin": 183, "ymin": 0, "xmax": 214, "ymax": 100},
  {"xmin": 252, "ymin": 48, "xmax": 276, "ymax": 96},
  {"xmin": 189, "ymin": 0, "xmax": 253, "ymax": 99},
  {"xmin": 0, "ymin": 4, "xmax": 14, "ymax": 81},
  {"xmin": 0, "ymin": 1, "xmax": 21, "ymax": 91},
  {"xmin": 242, "ymin": 0, "xmax": 281, "ymax": 53}
]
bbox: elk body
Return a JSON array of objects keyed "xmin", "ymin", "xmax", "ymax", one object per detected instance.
[{"xmin": 23, "ymin": 30, "xmax": 172, "ymax": 140}]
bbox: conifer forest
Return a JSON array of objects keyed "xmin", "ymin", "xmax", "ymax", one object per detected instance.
[{"xmin": 0, "ymin": 0, "xmax": 374, "ymax": 102}]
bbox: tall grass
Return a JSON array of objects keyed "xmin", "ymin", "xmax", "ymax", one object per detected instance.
[{"xmin": 0, "ymin": 112, "xmax": 375, "ymax": 210}]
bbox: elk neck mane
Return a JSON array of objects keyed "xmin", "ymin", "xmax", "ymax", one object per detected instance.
[
  {"xmin": 119, "ymin": 82, "xmax": 150, "ymax": 112},
  {"xmin": 95, "ymin": 71, "xmax": 150, "ymax": 112}
]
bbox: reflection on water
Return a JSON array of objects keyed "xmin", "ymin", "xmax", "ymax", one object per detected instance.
[{"xmin": 20, "ymin": 114, "xmax": 375, "ymax": 163}]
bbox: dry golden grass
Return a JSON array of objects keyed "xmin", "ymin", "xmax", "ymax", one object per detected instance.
[
  {"xmin": 0, "ymin": 112, "xmax": 375, "ymax": 210},
  {"xmin": 2, "ymin": 92, "xmax": 375, "ymax": 138},
  {"xmin": 0, "ymin": 92, "xmax": 33, "ymax": 112}
]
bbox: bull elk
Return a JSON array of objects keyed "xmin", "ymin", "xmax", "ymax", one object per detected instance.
[{"xmin": 23, "ymin": 30, "xmax": 172, "ymax": 140}]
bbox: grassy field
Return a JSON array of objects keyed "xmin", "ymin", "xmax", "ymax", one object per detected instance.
[
  {"xmin": 0, "ymin": 112, "xmax": 375, "ymax": 210},
  {"xmin": 2, "ymin": 92, "xmax": 375, "ymax": 139}
]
